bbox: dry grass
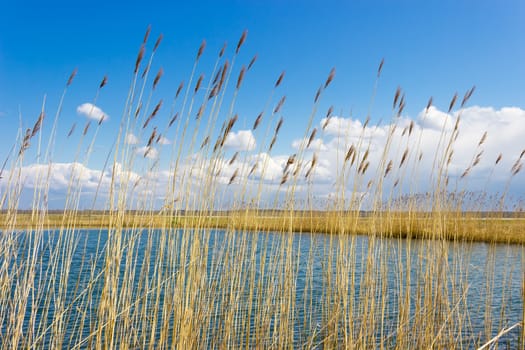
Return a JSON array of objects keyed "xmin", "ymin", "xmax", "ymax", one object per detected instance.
[
  {"xmin": 0, "ymin": 28, "xmax": 523, "ymax": 349},
  {"xmin": 2, "ymin": 211, "xmax": 524, "ymax": 244}
]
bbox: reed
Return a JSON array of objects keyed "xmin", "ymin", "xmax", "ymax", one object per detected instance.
[{"xmin": 0, "ymin": 28, "xmax": 523, "ymax": 349}]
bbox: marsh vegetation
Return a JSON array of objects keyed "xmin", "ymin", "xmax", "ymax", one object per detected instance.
[{"xmin": 1, "ymin": 28, "xmax": 523, "ymax": 348}]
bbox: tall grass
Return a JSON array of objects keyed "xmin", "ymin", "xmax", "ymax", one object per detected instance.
[{"xmin": 1, "ymin": 28, "xmax": 524, "ymax": 349}]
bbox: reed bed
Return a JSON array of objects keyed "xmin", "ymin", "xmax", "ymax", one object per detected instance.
[{"xmin": 0, "ymin": 28, "xmax": 524, "ymax": 349}]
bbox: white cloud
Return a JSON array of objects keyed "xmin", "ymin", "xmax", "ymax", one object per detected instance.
[
  {"xmin": 125, "ymin": 133, "xmax": 139, "ymax": 145},
  {"xmin": 157, "ymin": 136, "xmax": 171, "ymax": 145},
  {"xmin": 291, "ymin": 137, "xmax": 328, "ymax": 152},
  {"xmin": 136, "ymin": 146, "xmax": 159, "ymax": 159},
  {"xmin": 224, "ymin": 130, "xmax": 256, "ymax": 151},
  {"xmin": 77, "ymin": 103, "xmax": 109, "ymax": 122},
  {"xmin": 1, "ymin": 105, "xmax": 523, "ymax": 211}
]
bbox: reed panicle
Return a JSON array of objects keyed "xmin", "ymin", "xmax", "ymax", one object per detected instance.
[
  {"xmin": 153, "ymin": 33, "xmax": 163, "ymax": 52},
  {"xmin": 253, "ymin": 112, "xmax": 263, "ymax": 130},
  {"xmin": 448, "ymin": 92, "xmax": 458, "ymax": 113},
  {"xmin": 236, "ymin": 30, "xmax": 248, "ymax": 54},
  {"xmin": 219, "ymin": 42, "xmax": 227, "ymax": 58},
  {"xmin": 275, "ymin": 117, "xmax": 284, "ymax": 134},
  {"xmin": 197, "ymin": 40, "xmax": 206, "ymax": 60},
  {"xmin": 377, "ymin": 58, "xmax": 385, "ymax": 78},
  {"xmin": 274, "ymin": 97, "xmax": 286, "ymax": 114},
  {"xmin": 152, "ymin": 68, "xmax": 164, "ymax": 90},
  {"xmin": 99, "ymin": 75, "xmax": 108, "ymax": 88},
  {"xmin": 67, "ymin": 123, "xmax": 76, "ymax": 137},
  {"xmin": 67, "ymin": 68, "xmax": 78, "ymax": 86},
  {"xmin": 143, "ymin": 100, "xmax": 163, "ymax": 128},
  {"xmin": 135, "ymin": 45, "xmax": 145, "ymax": 73},
  {"xmin": 307, "ymin": 128, "xmax": 317, "ymax": 148},
  {"xmin": 248, "ymin": 54, "xmax": 258, "ymax": 70},
  {"xmin": 236, "ymin": 66, "xmax": 246, "ymax": 90},
  {"xmin": 324, "ymin": 67, "xmax": 335, "ymax": 88},
  {"xmin": 275, "ymin": 71, "xmax": 285, "ymax": 88}
]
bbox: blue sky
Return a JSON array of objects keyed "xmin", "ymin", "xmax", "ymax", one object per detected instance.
[{"xmin": 1, "ymin": 0, "xmax": 524, "ymax": 209}]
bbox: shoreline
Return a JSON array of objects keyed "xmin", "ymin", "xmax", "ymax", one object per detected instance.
[{"xmin": 2, "ymin": 211, "xmax": 524, "ymax": 245}]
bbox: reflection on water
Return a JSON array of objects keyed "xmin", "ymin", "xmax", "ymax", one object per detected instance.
[{"xmin": 4, "ymin": 228, "xmax": 524, "ymax": 348}]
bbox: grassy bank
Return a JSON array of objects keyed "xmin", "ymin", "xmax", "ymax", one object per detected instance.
[{"xmin": 2, "ymin": 211, "xmax": 525, "ymax": 244}]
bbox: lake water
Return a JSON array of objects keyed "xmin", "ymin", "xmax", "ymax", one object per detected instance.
[{"xmin": 3, "ymin": 228, "xmax": 523, "ymax": 348}]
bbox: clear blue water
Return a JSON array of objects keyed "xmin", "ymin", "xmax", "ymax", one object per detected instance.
[{"xmin": 2, "ymin": 228, "xmax": 523, "ymax": 348}]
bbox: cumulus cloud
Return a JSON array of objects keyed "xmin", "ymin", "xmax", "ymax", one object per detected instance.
[
  {"xmin": 136, "ymin": 146, "xmax": 159, "ymax": 159},
  {"xmin": 292, "ymin": 137, "xmax": 328, "ymax": 152},
  {"xmin": 224, "ymin": 130, "xmax": 256, "ymax": 151},
  {"xmin": 2, "ymin": 105, "xmax": 523, "ymax": 210},
  {"xmin": 125, "ymin": 133, "xmax": 139, "ymax": 145},
  {"xmin": 157, "ymin": 136, "xmax": 171, "ymax": 145},
  {"xmin": 77, "ymin": 103, "xmax": 109, "ymax": 122}
]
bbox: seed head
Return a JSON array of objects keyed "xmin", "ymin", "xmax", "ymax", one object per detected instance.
[
  {"xmin": 229, "ymin": 168, "xmax": 239, "ymax": 185},
  {"xmin": 478, "ymin": 131, "xmax": 487, "ymax": 146},
  {"xmin": 201, "ymin": 136, "xmax": 209, "ymax": 149},
  {"xmin": 175, "ymin": 81, "xmax": 184, "ymax": 99},
  {"xmin": 196, "ymin": 104, "xmax": 206, "ymax": 119},
  {"xmin": 219, "ymin": 42, "xmax": 227, "ymax": 58},
  {"xmin": 99, "ymin": 76, "xmax": 108, "ymax": 88},
  {"xmin": 495, "ymin": 153, "xmax": 502, "ymax": 165},
  {"xmin": 249, "ymin": 163, "xmax": 258, "ymax": 176},
  {"xmin": 143, "ymin": 100, "xmax": 163, "ymax": 128},
  {"xmin": 399, "ymin": 148, "xmax": 409, "ymax": 168},
  {"xmin": 153, "ymin": 33, "xmax": 163, "ymax": 52},
  {"xmin": 314, "ymin": 86, "xmax": 322, "ymax": 103},
  {"xmin": 153, "ymin": 67, "xmax": 164, "ymax": 90},
  {"xmin": 253, "ymin": 112, "xmax": 263, "ymax": 130},
  {"xmin": 236, "ymin": 30, "xmax": 248, "ymax": 54},
  {"xmin": 194, "ymin": 74, "xmax": 204, "ymax": 94},
  {"xmin": 408, "ymin": 120, "xmax": 414, "ymax": 136},
  {"xmin": 219, "ymin": 60, "xmax": 229, "ymax": 89},
  {"xmin": 280, "ymin": 173, "xmax": 288, "ymax": 185},
  {"xmin": 325, "ymin": 106, "xmax": 334, "ymax": 119},
  {"xmin": 83, "ymin": 121, "xmax": 91, "ymax": 136},
  {"xmin": 269, "ymin": 135, "xmax": 277, "ymax": 151},
  {"xmin": 67, "ymin": 68, "xmax": 78, "ymax": 86},
  {"xmin": 345, "ymin": 145, "xmax": 355, "ymax": 164},
  {"xmin": 384, "ymin": 160, "xmax": 393, "ymax": 177},
  {"xmin": 275, "ymin": 71, "xmax": 285, "ymax": 88},
  {"xmin": 147, "ymin": 127, "xmax": 157, "ymax": 147},
  {"xmin": 377, "ymin": 58, "xmax": 385, "ymax": 78},
  {"xmin": 135, "ymin": 102, "xmax": 142, "ymax": 119},
  {"xmin": 275, "ymin": 117, "xmax": 283, "ymax": 134},
  {"xmin": 512, "ymin": 163, "xmax": 523, "ymax": 176},
  {"xmin": 197, "ymin": 40, "xmax": 206, "ymax": 60},
  {"xmin": 426, "ymin": 97, "xmax": 433, "ymax": 112},
  {"xmin": 248, "ymin": 54, "xmax": 258, "ymax": 70},
  {"xmin": 168, "ymin": 113, "xmax": 179, "ymax": 128},
  {"xmin": 229, "ymin": 152, "xmax": 239, "ymax": 165},
  {"xmin": 307, "ymin": 128, "xmax": 317, "ymax": 148},
  {"xmin": 324, "ymin": 67, "xmax": 336, "ymax": 89},
  {"xmin": 236, "ymin": 66, "xmax": 246, "ymax": 90},
  {"xmin": 274, "ymin": 96, "xmax": 286, "ymax": 114},
  {"xmin": 31, "ymin": 112, "xmax": 45, "ymax": 138},
  {"xmin": 135, "ymin": 45, "xmax": 145, "ymax": 73},
  {"xmin": 448, "ymin": 93, "xmax": 458, "ymax": 113},
  {"xmin": 143, "ymin": 25, "xmax": 151, "ymax": 44},
  {"xmin": 393, "ymin": 87, "xmax": 402, "ymax": 109},
  {"xmin": 67, "ymin": 123, "xmax": 76, "ymax": 137},
  {"xmin": 461, "ymin": 86, "xmax": 476, "ymax": 108}
]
